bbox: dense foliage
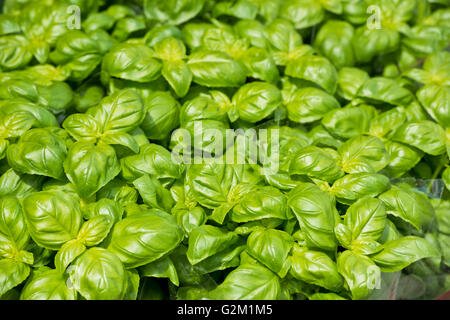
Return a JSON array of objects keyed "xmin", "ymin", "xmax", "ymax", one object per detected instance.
[{"xmin": 0, "ymin": 0, "xmax": 449, "ymax": 300}]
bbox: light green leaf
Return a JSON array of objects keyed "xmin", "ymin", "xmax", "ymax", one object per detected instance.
[
  {"xmin": 187, "ymin": 225, "xmax": 239, "ymax": 265},
  {"xmin": 70, "ymin": 248, "xmax": 127, "ymax": 300},
  {"xmin": 371, "ymin": 236, "xmax": 440, "ymax": 272},
  {"xmin": 20, "ymin": 268, "xmax": 76, "ymax": 300},
  {"xmin": 337, "ymin": 250, "xmax": 381, "ymax": 300},
  {"xmin": 140, "ymin": 256, "xmax": 179, "ymax": 286},
  {"xmin": 339, "ymin": 135, "xmax": 389, "ymax": 173},
  {"xmin": 286, "ymin": 55, "xmax": 338, "ymax": 94},
  {"xmin": 286, "ymin": 87, "xmax": 340, "ymax": 124},
  {"xmin": 0, "ymin": 196, "xmax": 29, "ymax": 258},
  {"xmin": 162, "ymin": 60, "xmax": 192, "ymax": 98},
  {"xmin": 330, "ymin": 173, "xmax": 390, "ymax": 205},
  {"xmin": 77, "ymin": 215, "xmax": 113, "ymax": 247},
  {"xmin": 417, "ymin": 84, "xmax": 450, "ymax": 127},
  {"xmin": 345, "ymin": 197, "xmax": 386, "ymax": 242},
  {"xmin": 7, "ymin": 128, "xmax": 68, "ymax": 180},
  {"xmin": 290, "ymin": 246, "xmax": 344, "ymax": 291},
  {"xmin": 378, "ymin": 186, "xmax": 424, "ymax": 231},
  {"xmin": 54, "ymin": 240, "xmax": 86, "ymax": 274},
  {"xmin": 232, "ymin": 82, "xmax": 282, "ymax": 123},
  {"xmin": 108, "ymin": 209, "xmax": 183, "ymax": 268},
  {"xmin": 102, "ymin": 43, "xmax": 161, "ymax": 83},
  {"xmin": 188, "ymin": 51, "xmax": 246, "ymax": 87},
  {"xmin": 23, "ymin": 191, "xmax": 82, "ymax": 250},
  {"xmin": 0, "ymin": 259, "xmax": 30, "ymax": 296},
  {"xmin": 392, "ymin": 120, "xmax": 446, "ymax": 156},
  {"xmin": 357, "ymin": 77, "xmax": 413, "ymax": 106},
  {"xmin": 209, "ymin": 263, "xmax": 280, "ymax": 300},
  {"xmin": 288, "ymin": 183, "xmax": 339, "ymax": 251},
  {"xmin": 64, "ymin": 142, "xmax": 121, "ymax": 199},
  {"xmin": 290, "ymin": 146, "xmax": 344, "ymax": 183},
  {"xmin": 247, "ymin": 229, "xmax": 293, "ymax": 277}
]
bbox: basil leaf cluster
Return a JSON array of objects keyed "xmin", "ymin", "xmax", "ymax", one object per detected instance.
[{"xmin": 0, "ymin": 0, "xmax": 449, "ymax": 301}]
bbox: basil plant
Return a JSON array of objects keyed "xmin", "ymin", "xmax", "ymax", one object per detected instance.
[{"xmin": 0, "ymin": 0, "xmax": 449, "ymax": 301}]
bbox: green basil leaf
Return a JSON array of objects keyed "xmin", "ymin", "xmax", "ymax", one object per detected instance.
[
  {"xmin": 187, "ymin": 225, "xmax": 239, "ymax": 265},
  {"xmin": 314, "ymin": 20, "xmax": 355, "ymax": 68},
  {"xmin": 143, "ymin": 0, "xmax": 206, "ymax": 25},
  {"xmin": 0, "ymin": 259, "xmax": 30, "ymax": 296},
  {"xmin": 417, "ymin": 84, "xmax": 450, "ymax": 127},
  {"xmin": 352, "ymin": 27, "xmax": 399, "ymax": 63},
  {"xmin": 0, "ymin": 169, "xmax": 42, "ymax": 199},
  {"xmin": 321, "ymin": 107, "xmax": 371, "ymax": 140},
  {"xmin": 345, "ymin": 197, "xmax": 386, "ymax": 242},
  {"xmin": 238, "ymin": 47, "xmax": 280, "ymax": 83},
  {"xmin": 81, "ymin": 198, "xmax": 124, "ymax": 223},
  {"xmin": 382, "ymin": 141, "xmax": 423, "ymax": 178},
  {"xmin": 339, "ymin": 135, "xmax": 389, "ymax": 173},
  {"xmin": 121, "ymin": 143, "xmax": 184, "ymax": 182},
  {"xmin": 337, "ymin": 250, "xmax": 381, "ymax": 300},
  {"xmin": 369, "ymin": 108, "xmax": 407, "ymax": 139},
  {"xmin": 335, "ymin": 223, "xmax": 352, "ymax": 248},
  {"xmin": 188, "ymin": 51, "xmax": 246, "ymax": 87},
  {"xmin": 101, "ymin": 131, "xmax": 140, "ymax": 153},
  {"xmin": 140, "ymin": 256, "xmax": 179, "ymax": 286},
  {"xmin": 279, "ymin": 0, "xmax": 324, "ymax": 29},
  {"xmin": 286, "ymin": 87, "xmax": 340, "ymax": 124},
  {"xmin": 336, "ymin": 67, "xmax": 369, "ymax": 101},
  {"xmin": 443, "ymin": 167, "xmax": 450, "ymax": 192},
  {"xmin": 108, "ymin": 209, "xmax": 183, "ymax": 268},
  {"xmin": 290, "ymin": 146, "xmax": 344, "ymax": 183},
  {"xmin": 49, "ymin": 30, "xmax": 108, "ymax": 82},
  {"xmin": 371, "ymin": 236, "xmax": 440, "ymax": 272},
  {"xmin": 231, "ymin": 186, "xmax": 289, "ymax": 223},
  {"xmin": 349, "ymin": 239, "xmax": 383, "ymax": 256},
  {"xmin": 133, "ymin": 174, "xmax": 174, "ymax": 212},
  {"xmin": 64, "ymin": 142, "xmax": 121, "ymax": 199},
  {"xmin": 265, "ymin": 19, "xmax": 302, "ymax": 53},
  {"xmin": 247, "ymin": 229, "xmax": 293, "ymax": 277},
  {"xmin": 330, "ymin": 173, "xmax": 390, "ymax": 205},
  {"xmin": 194, "ymin": 244, "xmax": 245, "ymax": 275},
  {"xmin": 7, "ymin": 128, "xmax": 68, "ymax": 180},
  {"xmin": 154, "ymin": 36, "xmax": 186, "ymax": 61},
  {"xmin": 140, "ymin": 91, "xmax": 180, "ymax": 140},
  {"xmin": 0, "ymin": 35, "xmax": 32, "ymax": 70},
  {"xmin": 90, "ymin": 89, "xmax": 145, "ymax": 133},
  {"xmin": 286, "ymin": 55, "xmax": 338, "ymax": 94},
  {"xmin": 123, "ymin": 269, "xmax": 140, "ymax": 300},
  {"xmin": 288, "ymin": 183, "xmax": 339, "ymax": 251},
  {"xmin": 0, "ymin": 196, "xmax": 30, "ymax": 258},
  {"xmin": 309, "ymin": 292, "xmax": 347, "ymax": 300},
  {"xmin": 54, "ymin": 240, "xmax": 86, "ymax": 274},
  {"xmin": 209, "ymin": 263, "xmax": 280, "ymax": 300},
  {"xmin": 357, "ymin": 77, "xmax": 413, "ymax": 106},
  {"xmin": 232, "ymin": 81, "xmax": 282, "ymax": 123},
  {"xmin": 162, "ymin": 60, "xmax": 192, "ymax": 98},
  {"xmin": 290, "ymin": 246, "xmax": 344, "ymax": 291},
  {"xmin": 77, "ymin": 215, "xmax": 113, "ymax": 247},
  {"xmin": 20, "ymin": 268, "xmax": 76, "ymax": 300},
  {"xmin": 187, "ymin": 162, "xmax": 236, "ymax": 209},
  {"xmin": 63, "ymin": 113, "xmax": 101, "ymax": 143},
  {"xmin": 392, "ymin": 120, "xmax": 445, "ymax": 155},
  {"xmin": 378, "ymin": 186, "xmax": 425, "ymax": 231},
  {"xmin": 102, "ymin": 43, "xmax": 161, "ymax": 83},
  {"xmin": 23, "ymin": 191, "xmax": 82, "ymax": 250},
  {"xmin": 70, "ymin": 247, "xmax": 127, "ymax": 300}
]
